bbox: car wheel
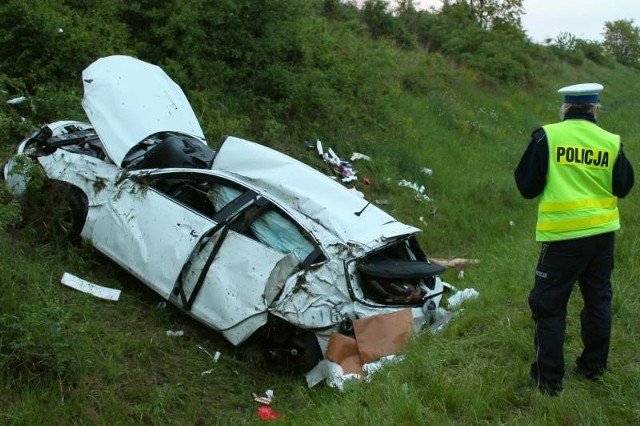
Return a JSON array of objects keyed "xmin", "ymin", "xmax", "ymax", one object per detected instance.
[
  {"xmin": 263, "ymin": 330, "xmax": 323, "ymax": 374},
  {"xmin": 49, "ymin": 184, "xmax": 88, "ymax": 242}
]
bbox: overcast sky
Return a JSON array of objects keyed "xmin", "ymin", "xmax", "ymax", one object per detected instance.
[{"xmin": 414, "ymin": 0, "xmax": 640, "ymax": 42}]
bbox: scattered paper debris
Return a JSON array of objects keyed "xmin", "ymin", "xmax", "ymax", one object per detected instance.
[
  {"xmin": 166, "ymin": 330, "xmax": 184, "ymax": 337},
  {"xmin": 307, "ymin": 310, "xmax": 414, "ymax": 389},
  {"xmin": 60, "ymin": 272, "xmax": 121, "ymax": 301},
  {"xmin": 448, "ymin": 288, "xmax": 480, "ymax": 307},
  {"xmin": 350, "ymin": 152, "xmax": 371, "ymax": 161},
  {"xmin": 253, "ymin": 389, "xmax": 274, "ymax": 405},
  {"xmin": 398, "ymin": 179, "xmax": 432, "ymax": 201},
  {"xmin": 428, "ymin": 308, "xmax": 457, "ymax": 333},
  {"xmin": 197, "ymin": 344, "xmax": 221, "ymax": 362},
  {"xmin": 255, "ymin": 389, "xmax": 281, "ymax": 421},
  {"xmin": 317, "ymin": 139, "xmax": 358, "ymax": 183},
  {"xmin": 421, "ymin": 167, "xmax": 433, "ymax": 176},
  {"xmin": 398, "ymin": 179, "xmax": 425, "ymax": 193}
]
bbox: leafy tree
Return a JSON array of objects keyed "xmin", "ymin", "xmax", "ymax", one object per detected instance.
[
  {"xmin": 0, "ymin": 0, "xmax": 130, "ymax": 92},
  {"xmin": 575, "ymin": 39, "xmax": 613, "ymax": 67},
  {"xmin": 553, "ymin": 32, "xmax": 577, "ymax": 51},
  {"xmin": 361, "ymin": 0, "xmax": 417, "ymax": 48},
  {"xmin": 603, "ymin": 19, "xmax": 640, "ymax": 66},
  {"xmin": 467, "ymin": 0, "xmax": 524, "ymax": 30}
]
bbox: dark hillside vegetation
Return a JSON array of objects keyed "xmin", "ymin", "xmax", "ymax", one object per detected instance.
[{"xmin": 1, "ymin": 0, "xmax": 639, "ymax": 424}]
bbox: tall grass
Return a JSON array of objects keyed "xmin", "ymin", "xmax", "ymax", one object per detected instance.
[{"xmin": 2, "ymin": 47, "xmax": 640, "ymax": 426}]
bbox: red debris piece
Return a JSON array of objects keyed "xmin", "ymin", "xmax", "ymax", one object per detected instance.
[{"xmin": 257, "ymin": 405, "xmax": 282, "ymax": 421}]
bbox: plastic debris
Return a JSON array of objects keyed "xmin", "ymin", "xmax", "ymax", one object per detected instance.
[
  {"xmin": 509, "ymin": 220, "xmax": 515, "ymax": 227},
  {"xmin": 350, "ymin": 152, "xmax": 371, "ymax": 161},
  {"xmin": 60, "ymin": 272, "xmax": 121, "ymax": 301},
  {"xmin": 421, "ymin": 167, "xmax": 433, "ymax": 176},
  {"xmin": 398, "ymin": 179, "xmax": 432, "ymax": 201},
  {"xmin": 306, "ymin": 355, "xmax": 404, "ymax": 390},
  {"xmin": 257, "ymin": 405, "xmax": 282, "ymax": 421},
  {"xmin": 448, "ymin": 288, "xmax": 480, "ymax": 307},
  {"xmin": 398, "ymin": 179, "xmax": 424, "ymax": 193},
  {"xmin": 6, "ymin": 96, "xmax": 27, "ymax": 106},
  {"xmin": 253, "ymin": 389, "xmax": 274, "ymax": 405},
  {"xmin": 317, "ymin": 139, "xmax": 358, "ymax": 183},
  {"xmin": 375, "ymin": 199, "xmax": 391, "ymax": 205},
  {"xmin": 197, "ymin": 344, "xmax": 221, "ymax": 362},
  {"xmin": 429, "ymin": 307, "xmax": 456, "ymax": 333},
  {"xmin": 166, "ymin": 330, "xmax": 184, "ymax": 337},
  {"xmin": 362, "ymin": 176, "xmax": 372, "ymax": 185}
]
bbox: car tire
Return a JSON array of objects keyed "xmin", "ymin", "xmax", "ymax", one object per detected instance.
[
  {"xmin": 263, "ymin": 329, "xmax": 323, "ymax": 374},
  {"xmin": 49, "ymin": 184, "xmax": 88, "ymax": 242}
]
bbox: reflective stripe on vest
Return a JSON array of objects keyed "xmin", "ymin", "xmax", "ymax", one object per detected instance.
[{"xmin": 536, "ymin": 120, "xmax": 620, "ymax": 241}]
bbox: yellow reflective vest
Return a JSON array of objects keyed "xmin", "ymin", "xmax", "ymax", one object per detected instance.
[{"xmin": 536, "ymin": 120, "xmax": 620, "ymax": 242}]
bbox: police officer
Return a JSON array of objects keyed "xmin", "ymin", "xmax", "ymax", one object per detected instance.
[{"xmin": 514, "ymin": 83, "xmax": 634, "ymax": 395}]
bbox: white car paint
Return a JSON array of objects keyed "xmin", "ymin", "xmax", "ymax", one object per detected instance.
[
  {"xmin": 82, "ymin": 55, "xmax": 206, "ymax": 167},
  {"xmin": 3, "ymin": 55, "xmax": 448, "ymax": 371}
]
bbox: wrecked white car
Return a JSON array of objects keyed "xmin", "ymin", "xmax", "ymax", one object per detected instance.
[{"xmin": 2, "ymin": 56, "xmax": 447, "ymax": 372}]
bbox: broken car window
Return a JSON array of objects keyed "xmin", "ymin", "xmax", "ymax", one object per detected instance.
[{"xmin": 222, "ymin": 192, "xmax": 317, "ymax": 262}]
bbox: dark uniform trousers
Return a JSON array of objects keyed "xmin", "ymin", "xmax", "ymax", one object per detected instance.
[{"xmin": 528, "ymin": 231, "xmax": 615, "ymax": 390}]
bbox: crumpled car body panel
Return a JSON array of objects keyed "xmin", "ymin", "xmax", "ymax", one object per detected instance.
[{"xmin": 3, "ymin": 56, "xmax": 447, "ymax": 370}]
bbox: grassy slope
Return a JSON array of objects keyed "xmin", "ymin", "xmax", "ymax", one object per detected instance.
[{"xmin": 2, "ymin": 52, "xmax": 640, "ymax": 425}]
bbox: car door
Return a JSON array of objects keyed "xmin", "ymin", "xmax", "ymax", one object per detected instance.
[
  {"xmin": 167, "ymin": 178, "xmax": 322, "ymax": 345},
  {"xmin": 85, "ymin": 173, "xmax": 217, "ymax": 299}
]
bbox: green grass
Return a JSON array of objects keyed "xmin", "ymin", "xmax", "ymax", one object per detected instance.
[{"xmin": 2, "ymin": 50, "xmax": 640, "ymax": 426}]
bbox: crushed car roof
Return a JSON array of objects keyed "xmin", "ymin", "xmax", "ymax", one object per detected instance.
[
  {"xmin": 213, "ymin": 136, "xmax": 420, "ymax": 245},
  {"xmin": 82, "ymin": 55, "xmax": 206, "ymax": 166}
]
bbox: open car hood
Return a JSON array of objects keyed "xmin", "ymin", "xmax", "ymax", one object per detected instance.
[{"xmin": 81, "ymin": 55, "xmax": 206, "ymax": 167}]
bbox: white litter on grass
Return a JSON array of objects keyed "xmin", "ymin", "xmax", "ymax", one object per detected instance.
[
  {"xmin": 317, "ymin": 139, "xmax": 358, "ymax": 183},
  {"xmin": 253, "ymin": 389, "xmax": 274, "ymax": 405},
  {"xmin": 350, "ymin": 152, "xmax": 371, "ymax": 161},
  {"xmin": 398, "ymin": 179, "xmax": 425, "ymax": 193},
  {"xmin": 166, "ymin": 330, "xmax": 184, "ymax": 337},
  {"xmin": 306, "ymin": 355, "xmax": 404, "ymax": 390},
  {"xmin": 448, "ymin": 288, "xmax": 480, "ymax": 307},
  {"xmin": 428, "ymin": 307, "xmax": 457, "ymax": 333},
  {"xmin": 197, "ymin": 344, "xmax": 221, "ymax": 363},
  {"xmin": 398, "ymin": 179, "xmax": 432, "ymax": 201},
  {"xmin": 6, "ymin": 96, "xmax": 27, "ymax": 106},
  {"xmin": 60, "ymin": 272, "xmax": 121, "ymax": 301},
  {"xmin": 421, "ymin": 167, "xmax": 433, "ymax": 176},
  {"xmin": 362, "ymin": 354, "xmax": 403, "ymax": 376},
  {"xmin": 306, "ymin": 361, "xmax": 358, "ymax": 390}
]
